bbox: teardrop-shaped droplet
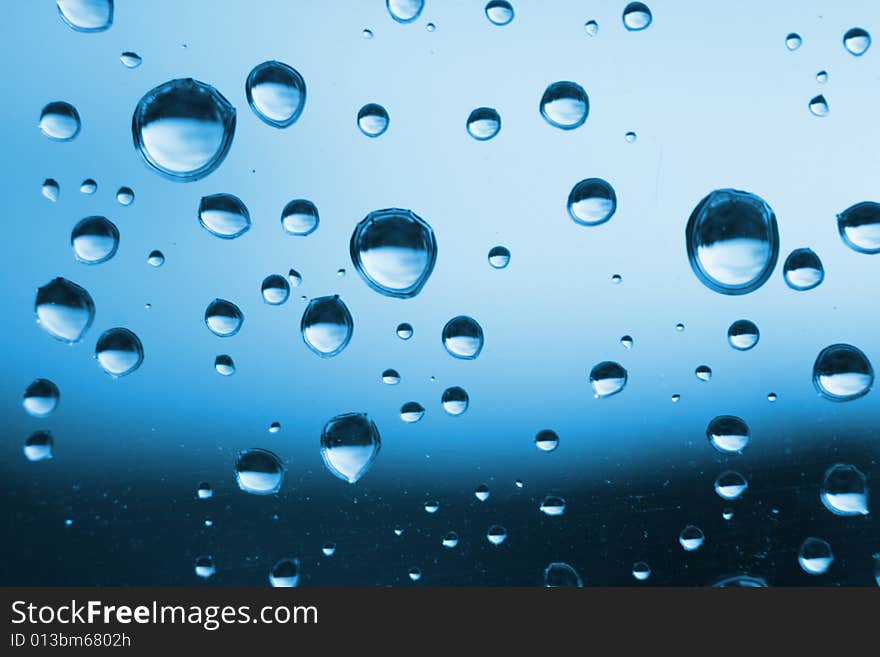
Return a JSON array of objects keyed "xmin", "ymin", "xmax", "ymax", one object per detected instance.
[
  {"xmin": 120, "ymin": 51, "xmax": 141, "ymax": 68},
  {"xmin": 695, "ymin": 365, "xmax": 712, "ymax": 382},
  {"xmin": 400, "ymin": 402, "xmax": 425, "ymax": 423},
  {"xmin": 288, "ymin": 269, "xmax": 303, "ymax": 287},
  {"xmin": 71, "ymin": 216, "xmax": 119, "ymax": 264},
  {"xmin": 466, "ymin": 107, "xmax": 501, "ymax": 140},
  {"xmin": 214, "ymin": 354, "xmax": 235, "ymax": 376},
  {"xmin": 837, "ymin": 201, "xmax": 880, "ymax": 254},
  {"xmin": 843, "ymin": 27, "xmax": 871, "ymax": 56},
  {"xmin": 785, "ymin": 32, "xmax": 802, "ymax": 51},
  {"xmin": 486, "ymin": 524, "xmax": 507, "ymax": 545},
  {"xmin": 540, "ymin": 81, "xmax": 589, "ymax": 130},
  {"xmin": 539, "ymin": 495, "xmax": 566, "ymax": 517},
  {"xmin": 204, "ymin": 299, "xmax": 243, "ymax": 337},
  {"xmin": 132, "ymin": 78, "xmax": 236, "ymax": 181},
  {"xmin": 24, "ymin": 431, "xmax": 54, "ymax": 462},
  {"xmin": 707, "ymin": 415, "xmax": 750, "ymax": 453},
  {"xmin": 808, "ymin": 95, "xmax": 829, "ymax": 117},
  {"xmin": 820, "ymin": 464, "xmax": 869, "ymax": 516},
  {"xmin": 485, "ymin": 1, "xmax": 514, "ymax": 26},
  {"xmin": 679, "ymin": 525, "xmax": 704, "ymax": 551},
  {"xmin": 42, "ymin": 179, "xmax": 60, "ymax": 202},
  {"xmin": 56, "ymin": 0, "xmax": 113, "ymax": 32},
  {"xmin": 281, "ymin": 199, "xmax": 319, "ymax": 236},
  {"xmin": 487, "ymin": 245, "xmax": 510, "ymax": 268},
  {"xmin": 301, "ymin": 295, "xmax": 353, "ymax": 357},
  {"xmin": 816, "ymin": 70, "xmax": 828, "ymax": 83},
  {"xmin": 198, "ymin": 193, "xmax": 251, "ymax": 239},
  {"xmin": 246, "ymin": 61, "xmax": 306, "ymax": 128},
  {"xmin": 196, "ymin": 482, "xmax": 213, "ymax": 499},
  {"xmin": 584, "ymin": 20, "xmax": 598, "ymax": 36},
  {"xmin": 632, "ymin": 562, "xmax": 651, "ymax": 581},
  {"xmin": 685, "ymin": 188, "xmax": 779, "ymax": 295},
  {"xmin": 568, "ymin": 178, "xmax": 617, "ymax": 226},
  {"xmin": 813, "ymin": 344, "xmax": 873, "ymax": 401},
  {"xmin": 194, "ymin": 555, "xmax": 215, "ymax": 579},
  {"xmin": 798, "ymin": 538, "xmax": 833, "ymax": 575},
  {"xmin": 442, "ymin": 316, "xmax": 484, "ymax": 359},
  {"xmin": 235, "ymin": 448, "xmax": 284, "ymax": 495},
  {"xmin": 269, "ymin": 558, "xmax": 300, "ymax": 587},
  {"xmin": 544, "ymin": 562, "xmax": 582, "ymax": 587},
  {"xmin": 441, "ymin": 386, "xmax": 469, "ymax": 416},
  {"xmin": 475, "ymin": 484, "xmax": 490, "ymax": 502},
  {"xmin": 622, "ymin": 2, "xmax": 652, "ymax": 31},
  {"xmin": 116, "ymin": 186, "xmax": 134, "ymax": 206},
  {"xmin": 22, "ymin": 379, "xmax": 60, "ymax": 417},
  {"xmin": 714, "ymin": 471, "xmax": 748, "ymax": 500},
  {"xmin": 386, "ymin": 0, "xmax": 424, "ymax": 23},
  {"xmin": 589, "ymin": 361, "xmax": 627, "ymax": 398},
  {"xmin": 535, "ymin": 429, "xmax": 559, "ymax": 452},
  {"xmin": 351, "ymin": 208, "xmax": 437, "ymax": 298},
  {"xmin": 727, "ymin": 319, "xmax": 759, "ymax": 351},
  {"xmin": 396, "ymin": 322, "xmax": 413, "ymax": 340},
  {"xmin": 320, "ymin": 412, "xmax": 381, "ymax": 484},
  {"xmin": 357, "ymin": 103, "xmax": 389, "ymax": 137},
  {"xmin": 95, "ymin": 328, "xmax": 143, "ymax": 377},
  {"xmin": 147, "ymin": 250, "xmax": 164, "ymax": 267},
  {"xmin": 39, "ymin": 101, "xmax": 81, "ymax": 141},
  {"xmin": 782, "ymin": 248, "xmax": 824, "ymax": 290},
  {"xmin": 261, "ymin": 274, "xmax": 290, "ymax": 305},
  {"xmin": 35, "ymin": 277, "xmax": 95, "ymax": 343}
]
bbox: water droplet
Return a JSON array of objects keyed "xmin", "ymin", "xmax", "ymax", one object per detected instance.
[
  {"xmin": 712, "ymin": 574, "xmax": 767, "ymax": 587},
  {"xmin": 400, "ymin": 401, "xmax": 425, "ymax": 423},
  {"xmin": 56, "ymin": 0, "xmax": 113, "ymax": 32},
  {"xmin": 269, "ymin": 558, "xmax": 300, "ymax": 587},
  {"xmin": 268, "ymin": 421, "xmax": 281, "ymax": 434},
  {"xmin": 441, "ymin": 531, "xmax": 459, "ymax": 548},
  {"xmin": 486, "ymin": 524, "xmax": 507, "ymax": 545},
  {"xmin": 320, "ymin": 412, "xmax": 381, "ymax": 484},
  {"xmin": 336, "ymin": 268, "xmax": 346, "ymax": 277},
  {"xmin": 466, "ymin": 107, "xmax": 501, "ymax": 141},
  {"xmin": 214, "ymin": 354, "xmax": 235, "ymax": 376},
  {"xmin": 475, "ymin": 484, "xmax": 490, "ymax": 502},
  {"xmin": 281, "ymin": 199, "xmax": 319, "ymax": 236},
  {"xmin": 785, "ymin": 32, "xmax": 802, "ymax": 51},
  {"xmin": 24, "ymin": 431, "xmax": 53, "ymax": 462},
  {"xmin": 727, "ymin": 319, "xmax": 759, "ymax": 351},
  {"xmin": 203, "ymin": 519, "xmax": 214, "ymax": 527},
  {"xmin": 357, "ymin": 103, "xmax": 389, "ymax": 137},
  {"xmin": 620, "ymin": 335, "xmax": 634, "ymax": 349},
  {"xmin": 485, "ymin": 1, "xmax": 514, "ymax": 26},
  {"xmin": 438, "ymin": 315, "xmax": 486, "ymax": 362},
  {"xmin": 317, "ymin": 542, "xmax": 335, "ymax": 558},
  {"xmin": 625, "ymin": 131, "xmax": 637, "ymax": 143},
  {"xmin": 441, "ymin": 386, "xmax": 469, "ymax": 416},
  {"xmin": 147, "ymin": 250, "xmax": 164, "ymax": 267},
  {"xmin": 194, "ymin": 555, "xmax": 215, "ymax": 579},
  {"xmin": 798, "ymin": 538, "xmax": 833, "ymax": 575},
  {"xmin": 767, "ymin": 392, "xmax": 777, "ymax": 402},
  {"xmin": 515, "ymin": 479, "xmax": 524, "ymax": 488},
  {"xmin": 39, "ymin": 101, "xmax": 81, "ymax": 141},
  {"xmin": 632, "ymin": 562, "xmax": 651, "ymax": 581},
  {"xmin": 837, "ymin": 201, "xmax": 880, "ymax": 254},
  {"xmin": 120, "ymin": 51, "xmax": 141, "ymax": 68},
  {"xmin": 544, "ymin": 562, "xmax": 582, "ymax": 587},
  {"xmin": 843, "ymin": 27, "xmax": 871, "ymax": 56},
  {"xmin": 287, "ymin": 269, "xmax": 303, "ymax": 287},
  {"xmin": 535, "ymin": 429, "xmax": 559, "ymax": 452},
  {"xmin": 816, "ymin": 70, "xmax": 828, "ymax": 84},
  {"xmin": 35, "ymin": 277, "xmax": 95, "ymax": 343},
  {"xmin": 714, "ymin": 470, "xmax": 748, "ymax": 500},
  {"xmin": 820, "ymin": 464, "xmax": 869, "ymax": 516},
  {"xmin": 424, "ymin": 500, "xmax": 439, "ymax": 514},
  {"xmin": 675, "ymin": 323, "xmax": 685, "ymax": 332},
  {"xmin": 813, "ymin": 344, "xmax": 873, "ymax": 401},
  {"xmin": 261, "ymin": 274, "xmax": 290, "ymax": 305},
  {"xmin": 782, "ymin": 247, "xmax": 824, "ymax": 291},
  {"xmin": 198, "ymin": 193, "xmax": 251, "ymax": 239},
  {"xmin": 539, "ymin": 495, "xmax": 566, "ymax": 517},
  {"xmin": 622, "ymin": 2, "xmax": 652, "ymax": 31},
  {"xmin": 408, "ymin": 567, "xmax": 422, "ymax": 582},
  {"xmin": 487, "ymin": 245, "xmax": 510, "ymax": 269},
  {"xmin": 396, "ymin": 322, "xmax": 414, "ymax": 340},
  {"xmin": 235, "ymin": 448, "xmax": 284, "ymax": 495},
  {"xmin": 196, "ymin": 482, "xmax": 212, "ymax": 499},
  {"xmin": 350, "ymin": 208, "xmax": 436, "ymax": 298},
  {"xmin": 584, "ymin": 20, "xmax": 598, "ymax": 36},
  {"xmin": 246, "ymin": 61, "xmax": 306, "ymax": 128},
  {"xmin": 707, "ymin": 415, "xmax": 750, "ymax": 453},
  {"xmin": 95, "ymin": 328, "xmax": 143, "ymax": 377},
  {"xmin": 22, "ymin": 379, "xmax": 60, "ymax": 418},
  {"xmin": 589, "ymin": 361, "xmax": 627, "ymax": 398},
  {"xmin": 567, "ymin": 178, "xmax": 617, "ymax": 226},
  {"xmin": 679, "ymin": 525, "xmax": 704, "ymax": 551},
  {"xmin": 686, "ymin": 189, "xmax": 779, "ymax": 295},
  {"xmin": 42, "ymin": 179, "xmax": 60, "ymax": 202},
  {"xmin": 79, "ymin": 179, "xmax": 97, "ymax": 195},
  {"xmin": 610, "ymin": 274, "xmax": 623, "ymax": 285},
  {"xmin": 363, "ymin": 28, "xmax": 374, "ymax": 39},
  {"xmin": 386, "ymin": 0, "xmax": 424, "ymax": 23},
  {"xmin": 695, "ymin": 365, "xmax": 712, "ymax": 382},
  {"xmin": 113, "ymin": 187, "xmax": 134, "ymax": 207},
  {"xmin": 204, "ymin": 299, "xmax": 244, "ymax": 337},
  {"xmin": 132, "ymin": 78, "xmax": 236, "ymax": 181},
  {"xmin": 671, "ymin": 393, "xmax": 680, "ymax": 403},
  {"xmin": 722, "ymin": 508, "xmax": 734, "ymax": 521},
  {"xmin": 381, "ymin": 368, "xmax": 400, "ymax": 385},
  {"xmin": 540, "ymin": 81, "xmax": 589, "ymax": 130},
  {"xmin": 425, "ymin": 22, "xmax": 436, "ymax": 32},
  {"xmin": 301, "ymin": 296, "xmax": 353, "ymax": 357},
  {"xmin": 808, "ymin": 95, "xmax": 829, "ymax": 117}
]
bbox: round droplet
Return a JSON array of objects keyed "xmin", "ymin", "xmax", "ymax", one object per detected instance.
[
  {"xmin": 199, "ymin": 193, "xmax": 251, "ymax": 239},
  {"xmin": 56, "ymin": 0, "xmax": 113, "ymax": 32},
  {"xmin": 386, "ymin": 0, "xmax": 424, "ymax": 23},
  {"xmin": 39, "ymin": 101, "xmax": 81, "ymax": 141},
  {"xmin": 798, "ymin": 538, "xmax": 833, "ymax": 575},
  {"xmin": 540, "ymin": 81, "xmax": 589, "ymax": 130},
  {"xmin": 535, "ymin": 429, "xmax": 559, "ymax": 452},
  {"xmin": 610, "ymin": 274, "xmax": 622, "ymax": 285},
  {"xmin": 95, "ymin": 328, "xmax": 143, "ymax": 377},
  {"xmin": 235, "ymin": 448, "xmax": 284, "ymax": 495},
  {"xmin": 362, "ymin": 28, "xmax": 374, "ymax": 39},
  {"xmin": 675, "ymin": 323, "xmax": 685, "ymax": 332},
  {"xmin": 79, "ymin": 179, "xmax": 97, "ymax": 195},
  {"xmin": 620, "ymin": 335, "xmax": 634, "ymax": 349},
  {"xmin": 147, "ymin": 250, "xmax": 164, "ymax": 267},
  {"xmin": 782, "ymin": 248, "xmax": 824, "ymax": 291},
  {"xmin": 486, "ymin": 524, "xmax": 507, "ymax": 545},
  {"xmin": 544, "ymin": 562, "xmax": 582, "ymax": 587},
  {"xmin": 400, "ymin": 401, "xmax": 425, "ymax": 423},
  {"xmin": 357, "ymin": 103, "xmax": 389, "ymax": 137},
  {"xmin": 820, "ymin": 464, "xmax": 869, "ymax": 516},
  {"xmin": 441, "ymin": 386, "xmax": 469, "ymax": 416},
  {"xmin": 214, "ymin": 354, "xmax": 235, "ymax": 376},
  {"xmin": 466, "ymin": 107, "xmax": 501, "ymax": 141},
  {"xmin": 424, "ymin": 500, "xmax": 439, "ymax": 514},
  {"xmin": 261, "ymin": 274, "xmax": 290, "ymax": 305},
  {"xmin": 539, "ymin": 495, "xmax": 566, "ymax": 517},
  {"xmin": 196, "ymin": 482, "xmax": 213, "ymax": 499},
  {"xmin": 115, "ymin": 186, "xmax": 134, "ymax": 206},
  {"xmin": 322, "ymin": 543, "xmax": 336, "ymax": 557},
  {"xmin": 625, "ymin": 131, "xmax": 637, "ymax": 143},
  {"xmin": 408, "ymin": 567, "xmax": 422, "ymax": 582},
  {"xmin": 288, "ymin": 269, "xmax": 303, "ymax": 287},
  {"xmin": 35, "ymin": 277, "xmax": 95, "ymax": 343},
  {"xmin": 120, "ymin": 51, "xmax": 141, "ymax": 68},
  {"xmin": 813, "ymin": 344, "xmax": 873, "ymax": 401},
  {"xmin": 584, "ymin": 20, "xmax": 598, "ymax": 36},
  {"xmin": 320, "ymin": 412, "xmax": 381, "ymax": 484},
  {"xmin": 714, "ymin": 470, "xmax": 748, "ymax": 500},
  {"xmin": 246, "ymin": 61, "xmax": 306, "ymax": 128},
  {"xmin": 42, "ymin": 179, "xmax": 60, "ymax": 202},
  {"xmin": 268, "ymin": 421, "xmax": 281, "ymax": 434},
  {"xmin": 816, "ymin": 70, "xmax": 828, "ymax": 83},
  {"xmin": 301, "ymin": 295, "xmax": 353, "ymax": 357},
  {"xmin": 194, "ymin": 556, "xmax": 215, "ymax": 579},
  {"xmin": 205, "ymin": 299, "xmax": 243, "ymax": 337},
  {"xmin": 567, "ymin": 178, "xmax": 617, "ymax": 226},
  {"xmin": 396, "ymin": 323, "xmax": 414, "ymax": 340},
  {"xmin": 785, "ymin": 32, "xmax": 802, "ymax": 51},
  {"xmin": 837, "ymin": 202, "xmax": 880, "ymax": 254},
  {"xmin": 632, "ymin": 562, "xmax": 651, "ymax": 581},
  {"xmin": 843, "ymin": 27, "xmax": 871, "ymax": 56},
  {"xmin": 24, "ymin": 431, "xmax": 53, "ymax": 462},
  {"xmin": 767, "ymin": 392, "xmax": 777, "ymax": 402},
  {"xmin": 426, "ymin": 22, "xmax": 436, "ymax": 32},
  {"xmin": 281, "ymin": 199, "xmax": 319, "ymax": 236},
  {"xmin": 808, "ymin": 95, "xmax": 829, "ymax": 117},
  {"xmin": 487, "ymin": 246, "xmax": 510, "ymax": 269},
  {"xmin": 485, "ymin": 1, "xmax": 514, "ymax": 26},
  {"xmin": 695, "ymin": 365, "xmax": 712, "ymax": 382},
  {"xmin": 22, "ymin": 379, "xmax": 60, "ymax": 417},
  {"xmin": 671, "ymin": 393, "xmax": 680, "ymax": 403},
  {"xmin": 442, "ymin": 316, "xmax": 484, "ymax": 360},
  {"xmin": 442, "ymin": 532, "xmax": 459, "ymax": 549},
  {"xmin": 475, "ymin": 484, "xmax": 490, "ymax": 502},
  {"xmin": 679, "ymin": 525, "xmax": 704, "ymax": 552},
  {"xmin": 381, "ymin": 368, "xmax": 400, "ymax": 385},
  {"xmin": 727, "ymin": 319, "xmax": 759, "ymax": 351},
  {"xmin": 132, "ymin": 78, "xmax": 236, "ymax": 181},
  {"xmin": 269, "ymin": 558, "xmax": 300, "ymax": 587},
  {"xmin": 590, "ymin": 361, "xmax": 627, "ymax": 398},
  {"xmin": 622, "ymin": 2, "xmax": 652, "ymax": 31},
  {"xmin": 686, "ymin": 189, "xmax": 779, "ymax": 295},
  {"xmin": 350, "ymin": 208, "xmax": 437, "ymax": 298},
  {"xmin": 707, "ymin": 415, "xmax": 750, "ymax": 453}
]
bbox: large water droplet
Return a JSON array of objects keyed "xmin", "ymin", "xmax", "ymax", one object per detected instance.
[
  {"xmin": 622, "ymin": 2, "xmax": 652, "ymax": 31},
  {"xmin": 485, "ymin": 1, "xmax": 514, "ymax": 26},
  {"xmin": 798, "ymin": 538, "xmax": 833, "ymax": 575},
  {"xmin": 194, "ymin": 555, "xmax": 215, "ymax": 579},
  {"xmin": 39, "ymin": 101, "xmax": 81, "ymax": 141},
  {"xmin": 466, "ymin": 107, "xmax": 501, "ymax": 140},
  {"xmin": 198, "ymin": 194, "xmax": 251, "ymax": 239},
  {"xmin": 320, "ymin": 412, "xmax": 381, "ymax": 484},
  {"xmin": 785, "ymin": 32, "xmax": 802, "ymax": 51},
  {"xmin": 261, "ymin": 274, "xmax": 290, "ymax": 305},
  {"xmin": 540, "ymin": 81, "xmax": 589, "ymax": 130},
  {"xmin": 245, "ymin": 61, "xmax": 306, "ymax": 128},
  {"xmin": 95, "ymin": 328, "xmax": 143, "ymax": 377},
  {"xmin": 589, "ymin": 361, "xmax": 627, "ymax": 398},
  {"xmin": 35, "ymin": 277, "xmax": 95, "ymax": 343},
  {"xmin": 679, "ymin": 525, "xmax": 705, "ymax": 551},
  {"xmin": 714, "ymin": 471, "xmax": 748, "ymax": 500},
  {"xmin": 357, "ymin": 103, "xmax": 389, "ymax": 137},
  {"xmin": 301, "ymin": 296, "xmax": 353, "ymax": 357},
  {"xmin": 42, "ymin": 179, "xmax": 60, "ymax": 202},
  {"xmin": 544, "ymin": 562, "xmax": 583, "ymax": 587},
  {"xmin": 442, "ymin": 316, "xmax": 484, "ymax": 359},
  {"xmin": 820, "ymin": 464, "xmax": 869, "ymax": 516},
  {"xmin": 808, "ymin": 95, "xmax": 829, "ymax": 117},
  {"xmin": 269, "ymin": 558, "xmax": 300, "ymax": 587},
  {"xmin": 132, "ymin": 78, "xmax": 236, "ymax": 181},
  {"xmin": 843, "ymin": 27, "xmax": 871, "ymax": 56},
  {"xmin": 535, "ymin": 429, "xmax": 559, "ymax": 452},
  {"xmin": 486, "ymin": 525, "xmax": 507, "ymax": 545},
  {"xmin": 813, "ymin": 344, "xmax": 873, "ymax": 401},
  {"xmin": 727, "ymin": 319, "xmax": 759, "ymax": 351},
  {"xmin": 386, "ymin": 0, "xmax": 424, "ymax": 23},
  {"xmin": 120, "ymin": 51, "xmax": 141, "ymax": 68},
  {"xmin": 23, "ymin": 379, "xmax": 60, "ymax": 417},
  {"xmin": 56, "ymin": 0, "xmax": 113, "ymax": 32},
  {"xmin": 686, "ymin": 189, "xmax": 779, "ymax": 295},
  {"xmin": 539, "ymin": 495, "xmax": 566, "ymax": 517},
  {"xmin": 350, "ymin": 208, "xmax": 437, "ymax": 298},
  {"xmin": 281, "ymin": 199, "xmax": 319, "ymax": 236},
  {"xmin": 567, "ymin": 178, "xmax": 617, "ymax": 226},
  {"xmin": 24, "ymin": 431, "xmax": 54, "ymax": 462},
  {"xmin": 441, "ymin": 386, "xmax": 469, "ymax": 416},
  {"xmin": 71, "ymin": 216, "xmax": 119, "ymax": 264},
  {"xmin": 837, "ymin": 202, "xmax": 880, "ymax": 254},
  {"xmin": 205, "ymin": 299, "xmax": 244, "ymax": 337},
  {"xmin": 632, "ymin": 562, "xmax": 651, "ymax": 581},
  {"xmin": 235, "ymin": 448, "xmax": 284, "ymax": 495},
  {"xmin": 707, "ymin": 415, "xmax": 750, "ymax": 453},
  {"xmin": 782, "ymin": 248, "xmax": 824, "ymax": 290}
]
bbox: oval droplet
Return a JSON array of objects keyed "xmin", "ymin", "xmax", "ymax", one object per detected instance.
[
  {"xmin": 24, "ymin": 431, "xmax": 54, "ymax": 462},
  {"xmin": 843, "ymin": 27, "xmax": 871, "ymax": 56},
  {"xmin": 204, "ymin": 299, "xmax": 243, "ymax": 337},
  {"xmin": 837, "ymin": 201, "xmax": 880, "ymax": 254},
  {"xmin": 535, "ymin": 429, "xmax": 559, "ymax": 452},
  {"xmin": 42, "ymin": 179, "xmax": 60, "ymax": 202},
  {"xmin": 813, "ymin": 344, "xmax": 873, "ymax": 401},
  {"xmin": 95, "ymin": 328, "xmax": 143, "ymax": 377},
  {"xmin": 120, "ymin": 51, "xmax": 141, "ymax": 68},
  {"xmin": 727, "ymin": 319, "xmax": 759, "ymax": 351},
  {"xmin": 281, "ymin": 199, "xmax": 319, "ymax": 236},
  {"xmin": 540, "ymin": 81, "xmax": 589, "ymax": 130},
  {"xmin": 441, "ymin": 386, "xmax": 469, "ymax": 416},
  {"xmin": 485, "ymin": 1, "xmax": 514, "ymax": 26},
  {"xmin": 245, "ymin": 60, "xmax": 306, "ymax": 128},
  {"xmin": 400, "ymin": 401, "xmax": 425, "ymax": 423},
  {"xmin": 147, "ymin": 250, "xmax": 164, "ymax": 267},
  {"xmin": 714, "ymin": 470, "xmax": 748, "ymax": 500},
  {"xmin": 194, "ymin": 555, "xmax": 216, "ymax": 579},
  {"xmin": 820, "ymin": 464, "xmax": 869, "ymax": 516},
  {"xmin": 301, "ymin": 295, "xmax": 353, "ymax": 357},
  {"xmin": 589, "ymin": 361, "xmax": 627, "ymax": 398},
  {"xmin": 198, "ymin": 193, "xmax": 251, "ymax": 239},
  {"xmin": 261, "ymin": 274, "xmax": 290, "ymax": 305},
  {"xmin": 56, "ymin": 0, "xmax": 113, "ymax": 32},
  {"xmin": 320, "ymin": 412, "xmax": 381, "ymax": 484},
  {"xmin": 116, "ymin": 186, "xmax": 134, "ymax": 206},
  {"xmin": 707, "ymin": 415, "xmax": 750, "ymax": 453},
  {"xmin": 785, "ymin": 32, "xmax": 802, "ymax": 51},
  {"xmin": 679, "ymin": 525, "xmax": 704, "ymax": 551},
  {"xmin": 486, "ymin": 524, "xmax": 507, "ymax": 545},
  {"xmin": 539, "ymin": 495, "xmax": 566, "ymax": 517},
  {"xmin": 816, "ymin": 70, "xmax": 828, "ymax": 83},
  {"xmin": 269, "ymin": 558, "xmax": 300, "ymax": 587},
  {"xmin": 441, "ymin": 532, "xmax": 459, "ymax": 549},
  {"xmin": 487, "ymin": 245, "xmax": 510, "ymax": 269},
  {"xmin": 39, "ymin": 101, "xmax": 81, "ymax": 141},
  {"xmin": 35, "ymin": 277, "xmax": 95, "ymax": 343},
  {"xmin": 408, "ymin": 567, "xmax": 422, "ymax": 582},
  {"xmin": 442, "ymin": 316, "xmax": 484, "ymax": 360},
  {"xmin": 695, "ymin": 365, "xmax": 712, "ymax": 382},
  {"xmin": 567, "ymin": 178, "xmax": 617, "ymax": 226},
  {"xmin": 386, "ymin": 0, "xmax": 424, "ymax": 23},
  {"xmin": 71, "ymin": 216, "xmax": 119, "ymax": 265},
  {"xmin": 466, "ymin": 107, "xmax": 501, "ymax": 140},
  {"xmin": 798, "ymin": 537, "xmax": 833, "ymax": 575},
  {"xmin": 622, "ymin": 2, "xmax": 652, "ymax": 31},
  {"xmin": 544, "ymin": 562, "xmax": 582, "ymax": 587},
  {"xmin": 235, "ymin": 448, "xmax": 284, "ymax": 495},
  {"xmin": 79, "ymin": 179, "xmax": 97, "ymax": 195},
  {"xmin": 632, "ymin": 562, "xmax": 651, "ymax": 581},
  {"xmin": 357, "ymin": 103, "xmax": 389, "ymax": 137},
  {"xmin": 22, "ymin": 379, "xmax": 60, "ymax": 418},
  {"xmin": 782, "ymin": 248, "xmax": 824, "ymax": 291},
  {"xmin": 214, "ymin": 354, "xmax": 235, "ymax": 376}
]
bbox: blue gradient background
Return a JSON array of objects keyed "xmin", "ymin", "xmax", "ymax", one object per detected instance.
[{"xmin": 1, "ymin": 0, "xmax": 878, "ymax": 585}]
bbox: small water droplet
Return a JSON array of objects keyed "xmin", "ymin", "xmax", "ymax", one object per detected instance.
[
  {"xmin": 441, "ymin": 386, "xmax": 469, "ymax": 416},
  {"xmin": 441, "ymin": 531, "xmax": 459, "ymax": 548},
  {"xmin": 39, "ymin": 101, "xmax": 81, "ymax": 141},
  {"xmin": 235, "ymin": 448, "xmax": 284, "ymax": 495},
  {"xmin": 714, "ymin": 470, "xmax": 748, "ymax": 500},
  {"xmin": 785, "ymin": 32, "xmax": 802, "ymax": 51},
  {"xmin": 486, "ymin": 524, "xmax": 507, "ymax": 545},
  {"xmin": 816, "ymin": 70, "xmax": 828, "ymax": 84},
  {"xmin": 679, "ymin": 525, "xmax": 704, "ymax": 551},
  {"xmin": 393, "ymin": 527, "xmax": 404, "ymax": 536},
  {"xmin": 540, "ymin": 81, "xmax": 589, "ymax": 130},
  {"xmin": 22, "ymin": 379, "xmax": 60, "ymax": 418},
  {"xmin": 767, "ymin": 392, "xmax": 777, "ymax": 402},
  {"xmin": 321, "ymin": 542, "xmax": 336, "ymax": 557},
  {"xmin": 95, "ymin": 328, "xmax": 143, "ymax": 377},
  {"xmin": 408, "ymin": 567, "xmax": 422, "ymax": 582},
  {"xmin": 362, "ymin": 28, "xmax": 374, "ymax": 39},
  {"xmin": 424, "ymin": 500, "xmax": 439, "ymax": 514},
  {"xmin": 727, "ymin": 319, "xmax": 759, "ymax": 351},
  {"xmin": 147, "ymin": 250, "xmax": 164, "ymax": 267},
  {"xmin": 205, "ymin": 299, "xmax": 244, "ymax": 337},
  {"xmin": 196, "ymin": 482, "xmax": 213, "ymax": 499},
  {"xmin": 442, "ymin": 316, "xmax": 484, "ymax": 359},
  {"xmin": 632, "ymin": 562, "xmax": 651, "ymax": 581},
  {"xmin": 357, "ymin": 103, "xmax": 389, "ymax": 137},
  {"xmin": 42, "ymin": 179, "xmax": 60, "ymax": 202},
  {"xmin": 301, "ymin": 295, "xmax": 353, "ymax": 357},
  {"xmin": 622, "ymin": 2, "xmax": 652, "ymax": 31},
  {"xmin": 269, "ymin": 558, "xmax": 300, "ymax": 587},
  {"xmin": 820, "ymin": 464, "xmax": 869, "ymax": 516},
  {"xmin": 671, "ymin": 393, "xmax": 680, "ymax": 403},
  {"xmin": 539, "ymin": 495, "xmax": 566, "ymax": 517},
  {"xmin": 199, "ymin": 193, "xmax": 251, "ymax": 239},
  {"xmin": 268, "ymin": 421, "xmax": 281, "ymax": 434},
  {"xmin": 320, "ymin": 412, "xmax": 381, "ymax": 484},
  {"xmin": 467, "ymin": 107, "xmax": 501, "ymax": 140},
  {"xmin": 386, "ymin": 0, "xmax": 424, "ymax": 23},
  {"xmin": 544, "ymin": 562, "xmax": 582, "ymax": 587},
  {"xmin": 798, "ymin": 537, "xmax": 833, "ymax": 575},
  {"xmin": 115, "ymin": 186, "xmax": 134, "ymax": 206},
  {"xmin": 214, "ymin": 354, "xmax": 235, "ymax": 376},
  {"xmin": 487, "ymin": 245, "xmax": 510, "ymax": 269},
  {"xmin": 281, "ymin": 199, "xmax": 319, "ymax": 236},
  {"xmin": 782, "ymin": 248, "xmax": 824, "ymax": 290},
  {"xmin": 567, "ymin": 178, "xmax": 617, "ymax": 226},
  {"xmin": 246, "ymin": 61, "xmax": 306, "ymax": 128},
  {"xmin": 475, "ymin": 484, "xmax": 490, "ymax": 502},
  {"xmin": 808, "ymin": 94, "xmax": 829, "ymax": 117},
  {"xmin": 194, "ymin": 555, "xmax": 215, "ymax": 579},
  {"xmin": 589, "ymin": 361, "xmax": 627, "ymax": 398},
  {"xmin": 400, "ymin": 401, "xmax": 425, "ymax": 423},
  {"xmin": 837, "ymin": 201, "xmax": 880, "ymax": 254},
  {"xmin": 625, "ymin": 131, "xmax": 637, "ymax": 143},
  {"xmin": 396, "ymin": 322, "xmax": 414, "ymax": 340},
  {"xmin": 261, "ymin": 274, "xmax": 290, "ymax": 305},
  {"xmin": 707, "ymin": 415, "xmax": 750, "ymax": 453},
  {"xmin": 382, "ymin": 368, "xmax": 400, "ymax": 385},
  {"xmin": 515, "ymin": 479, "xmax": 524, "ymax": 489},
  {"xmin": 120, "ymin": 51, "xmax": 141, "ymax": 68},
  {"xmin": 79, "ymin": 179, "xmax": 97, "ymax": 195},
  {"xmin": 485, "ymin": 0, "xmax": 514, "ymax": 26},
  {"xmin": 584, "ymin": 20, "xmax": 598, "ymax": 36},
  {"xmin": 620, "ymin": 335, "xmax": 634, "ymax": 349},
  {"xmin": 813, "ymin": 344, "xmax": 873, "ymax": 401},
  {"xmin": 695, "ymin": 365, "xmax": 712, "ymax": 382},
  {"xmin": 535, "ymin": 429, "xmax": 559, "ymax": 452},
  {"xmin": 611, "ymin": 274, "xmax": 622, "ymax": 285},
  {"xmin": 35, "ymin": 277, "xmax": 95, "ymax": 343},
  {"xmin": 675, "ymin": 323, "xmax": 685, "ymax": 332},
  {"xmin": 425, "ymin": 22, "xmax": 436, "ymax": 32},
  {"xmin": 722, "ymin": 508, "xmax": 734, "ymax": 521},
  {"xmin": 843, "ymin": 27, "xmax": 871, "ymax": 56}
]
